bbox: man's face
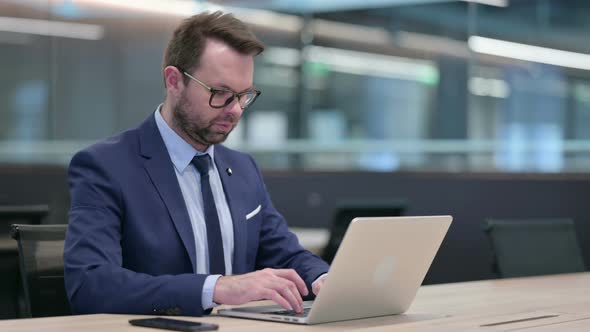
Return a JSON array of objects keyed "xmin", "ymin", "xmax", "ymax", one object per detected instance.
[{"xmin": 172, "ymin": 39, "xmax": 255, "ymax": 150}]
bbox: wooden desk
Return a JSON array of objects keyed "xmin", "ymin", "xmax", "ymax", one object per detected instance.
[{"xmin": 1, "ymin": 272, "xmax": 589, "ymax": 331}]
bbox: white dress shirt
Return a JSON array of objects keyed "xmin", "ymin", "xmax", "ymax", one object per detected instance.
[{"xmin": 154, "ymin": 106, "xmax": 234, "ymax": 309}]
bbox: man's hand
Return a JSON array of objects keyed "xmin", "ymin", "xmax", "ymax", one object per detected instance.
[{"xmin": 213, "ymin": 268, "xmax": 309, "ymax": 313}]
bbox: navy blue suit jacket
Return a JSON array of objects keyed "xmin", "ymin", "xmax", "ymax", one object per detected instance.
[{"xmin": 64, "ymin": 114, "xmax": 329, "ymax": 316}]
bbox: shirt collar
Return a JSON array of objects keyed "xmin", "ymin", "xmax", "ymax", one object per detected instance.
[{"xmin": 154, "ymin": 104, "xmax": 215, "ymax": 174}]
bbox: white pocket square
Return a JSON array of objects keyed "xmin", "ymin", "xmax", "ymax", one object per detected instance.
[{"xmin": 245, "ymin": 204, "xmax": 261, "ymax": 220}]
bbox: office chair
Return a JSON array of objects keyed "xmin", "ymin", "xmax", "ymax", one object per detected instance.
[
  {"xmin": 10, "ymin": 224, "xmax": 70, "ymax": 317},
  {"xmin": 484, "ymin": 219, "xmax": 587, "ymax": 278},
  {"xmin": 0, "ymin": 205, "xmax": 50, "ymax": 226},
  {"xmin": 321, "ymin": 199, "xmax": 406, "ymax": 264},
  {"xmin": 0, "ymin": 205, "xmax": 50, "ymax": 319}
]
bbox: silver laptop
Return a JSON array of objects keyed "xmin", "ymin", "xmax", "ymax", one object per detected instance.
[{"xmin": 218, "ymin": 215, "xmax": 452, "ymax": 325}]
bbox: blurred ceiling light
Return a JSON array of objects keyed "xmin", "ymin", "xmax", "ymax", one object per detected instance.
[
  {"xmin": 0, "ymin": 16, "xmax": 104, "ymax": 40},
  {"xmin": 312, "ymin": 19, "xmax": 391, "ymax": 45},
  {"xmin": 397, "ymin": 31, "xmax": 470, "ymax": 58},
  {"xmin": 236, "ymin": 9, "xmax": 302, "ymax": 33},
  {"xmin": 241, "ymin": 0, "xmax": 439, "ymax": 13},
  {"xmin": 307, "ymin": 46, "xmax": 438, "ymax": 84},
  {"xmin": 469, "ymin": 36, "xmax": 590, "ymax": 71},
  {"xmin": 242, "ymin": 0, "xmax": 508, "ymax": 12},
  {"xmin": 71, "ymin": 0, "xmax": 222, "ymax": 16},
  {"xmin": 238, "ymin": 10, "xmax": 391, "ymax": 43},
  {"xmin": 461, "ymin": 0, "xmax": 508, "ymax": 7}
]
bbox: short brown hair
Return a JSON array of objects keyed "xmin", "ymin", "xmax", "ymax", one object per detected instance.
[{"xmin": 163, "ymin": 11, "xmax": 264, "ymax": 85}]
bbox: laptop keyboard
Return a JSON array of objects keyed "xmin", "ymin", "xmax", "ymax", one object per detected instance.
[{"xmin": 269, "ymin": 307, "xmax": 312, "ymax": 317}]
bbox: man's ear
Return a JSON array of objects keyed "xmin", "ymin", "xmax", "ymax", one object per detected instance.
[{"xmin": 164, "ymin": 66, "xmax": 184, "ymax": 97}]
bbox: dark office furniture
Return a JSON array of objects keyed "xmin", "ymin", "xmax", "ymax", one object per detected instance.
[
  {"xmin": 0, "ymin": 205, "xmax": 51, "ymax": 225},
  {"xmin": 485, "ymin": 219, "xmax": 587, "ymax": 278},
  {"xmin": 10, "ymin": 224, "xmax": 70, "ymax": 318},
  {"xmin": 321, "ymin": 200, "xmax": 406, "ymax": 264},
  {"xmin": 0, "ymin": 205, "xmax": 50, "ymax": 319}
]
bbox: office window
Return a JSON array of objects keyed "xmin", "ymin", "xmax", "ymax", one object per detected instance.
[{"xmin": 1, "ymin": 0, "xmax": 589, "ymax": 172}]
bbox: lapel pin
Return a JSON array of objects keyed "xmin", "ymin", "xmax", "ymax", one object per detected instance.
[{"xmin": 226, "ymin": 168, "xmax": 233, "ymax": 176}]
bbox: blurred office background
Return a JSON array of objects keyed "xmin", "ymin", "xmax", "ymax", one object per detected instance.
[
  {"xmin": 1, "ymin": 0, "xmax": 589, "ymax": 319},
  {"xmin": 2, "ymin": 0, "xmax": 590, "ymax": 172}
]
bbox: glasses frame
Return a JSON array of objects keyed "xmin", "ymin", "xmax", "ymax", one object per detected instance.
[{"xmin": 182, "ymin": 71, "xmax": 261, "ymax": 110}]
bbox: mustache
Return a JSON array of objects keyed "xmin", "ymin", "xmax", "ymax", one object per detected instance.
[{"xmin": 218, "ymin": 114, "xmax": 239, "ymax": 124}]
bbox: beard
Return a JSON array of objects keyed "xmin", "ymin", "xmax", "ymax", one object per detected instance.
[{"xmin": 172, "ymin": 91, "xmax": 237, "ymax": 148}]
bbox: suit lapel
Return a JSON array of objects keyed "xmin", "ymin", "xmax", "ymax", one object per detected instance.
[
  {"xmin": 138, "ymin": 115, "xmax": 197, "ymax": 272},
  {"xmin": 214, "ymin": 148, "xmax": 248, "ymax": 274}
]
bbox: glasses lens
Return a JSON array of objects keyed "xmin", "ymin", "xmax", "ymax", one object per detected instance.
[
  {"xmin": 239, "ymin": 92, "xmax": 258, "ymax": 109},
  {"xmin": 210, "ymin": 90, "xmax": 234, "ymax": 108}
]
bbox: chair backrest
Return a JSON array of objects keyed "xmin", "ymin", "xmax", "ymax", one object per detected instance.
[
  {"xmin": 0, "ymin": 205, "xmax": 50, "ymax": 319},
  {"xmin": 484, "ymin": 219, "xmax": 587, "ymax": 278},
  {"xmin": 10, "ymin": 224, "xmax": 70, "ymax": 317},
  {"xmin": 321, "ymin": 199, "xmax": 406, "ymax": 264},
  {"xmin": 0, "ymin": 205, "xmax": 50, "ymax": 225}
]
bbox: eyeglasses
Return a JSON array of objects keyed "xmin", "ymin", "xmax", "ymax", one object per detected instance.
[{"xmin": 183, "ymin": 71, "xmax": 261, "ymax": 110}]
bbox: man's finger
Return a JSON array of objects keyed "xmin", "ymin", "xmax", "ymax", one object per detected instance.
[
  {"xmin": 284, "ymin": 279, "xmax": 303, "ymax": 307},
  {"xmin": 273, "ymin": 269, "xmax": 308, "ymax": 296},
  {"xmin": 276, "ymin": 285, "xmax": 303, "ymax": 313},
  {"xmin": 265, "ymin": 277, "xmax": 303, "ymax": 312},
  {"xmin": 260, "ymin": 289, "xmax": 292, "ymax": 311}
]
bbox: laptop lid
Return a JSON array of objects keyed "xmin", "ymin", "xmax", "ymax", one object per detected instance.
[{"xmin": 218, "ymin": 215, "xmax": 452, "ymax": 325}]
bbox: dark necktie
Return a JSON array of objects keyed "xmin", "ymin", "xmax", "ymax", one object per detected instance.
[{"xmin": 191, "ymin": 154, "xmax": 225, "ymax": 275}]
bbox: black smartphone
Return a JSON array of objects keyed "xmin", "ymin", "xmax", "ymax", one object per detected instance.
[{"xmin": 129, "ymin": 317, "xmax": 219, "ymax": 331}]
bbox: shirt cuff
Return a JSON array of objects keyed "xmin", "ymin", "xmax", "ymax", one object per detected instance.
[
  {"xmin": 312, "ymin": 273, "xmax": 328, "ymax": 287},
  {"xmin": 202, "ymin": 274, "xmax": 222, "ymax": 310}
]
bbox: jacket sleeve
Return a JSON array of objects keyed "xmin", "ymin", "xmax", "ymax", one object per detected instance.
[
  {"xmin": 64, "ymin": 149, "xmax": 210, "ymax": 316},
  {"xmin": 247, "ymin": 155, "xmax": 330, "ymax": 295}
]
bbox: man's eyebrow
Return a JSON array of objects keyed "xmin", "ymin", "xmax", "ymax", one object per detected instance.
[
  {"xmin": 217, "ymin": 83, "xmax": 255, "ymax": 93},
  {"xmin": 217, "ymin": 84, "xmax": 234, "ymax": 91}
]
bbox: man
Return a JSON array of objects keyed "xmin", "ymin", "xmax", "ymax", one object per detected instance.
[{"xmin": 64, "ymin": 11, "xmax": 329, "ymax": 317}]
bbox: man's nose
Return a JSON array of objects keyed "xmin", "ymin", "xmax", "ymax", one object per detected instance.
[{"xmin": 224, "ymin": 97, "xmax": 243, "ymax": 117}]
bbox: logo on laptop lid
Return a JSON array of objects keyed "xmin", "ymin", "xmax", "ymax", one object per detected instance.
[{"xmin": 373, "ymin": 256, "xmax": 397, "ymax": 286}]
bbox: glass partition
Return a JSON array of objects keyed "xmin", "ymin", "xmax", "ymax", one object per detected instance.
[{"xmin": 0, "ymin": 0, "xmax": 588, "ymax": 172}]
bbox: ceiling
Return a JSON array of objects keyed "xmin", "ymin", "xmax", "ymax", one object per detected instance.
[{"xmin": 1, "ymin": 0, "xmax": 589, "ymax": 53}]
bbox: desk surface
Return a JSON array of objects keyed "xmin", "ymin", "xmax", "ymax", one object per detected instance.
[{"xmin": 2, "ymin": 272, "xmax": 589, "ymax": 331}]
